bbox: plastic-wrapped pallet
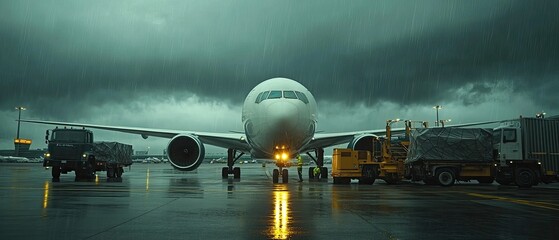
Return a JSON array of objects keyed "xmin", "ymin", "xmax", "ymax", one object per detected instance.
[
  {"xmin": 405, "ymin": 128, "xmax": 493, "ymax": 164},
  {"xmin": 92, "ymin": 141, "xmax": 133, "ymax": 165}
]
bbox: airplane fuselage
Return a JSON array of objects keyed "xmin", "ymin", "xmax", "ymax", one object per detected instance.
[{"xmin": 241, "ymin": 78, "xmax": 318, "ymax": 159}]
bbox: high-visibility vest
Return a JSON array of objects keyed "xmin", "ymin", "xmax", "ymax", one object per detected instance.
[
  {"xmin": 313, "ymin": 167, "xmax": 321, "ymax": 176},
  {"xmin": 297, "ymin": 156, "xmax": 303, "ymax": 167}
]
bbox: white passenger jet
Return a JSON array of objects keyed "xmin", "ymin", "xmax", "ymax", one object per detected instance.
[{"xmin": 21, "ymin": 77, "xmax": 497, "ymax": 183}]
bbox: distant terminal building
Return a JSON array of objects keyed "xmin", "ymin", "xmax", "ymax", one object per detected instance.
[
  {"xmin": 14, "ymin": 138, "xmax": 32, "ymax": 151},
  {"xmin": 0, "ymin": 138, "xmax": 45, "ymax": 159}
]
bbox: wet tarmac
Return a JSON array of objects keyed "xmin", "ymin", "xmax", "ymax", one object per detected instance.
[{"xmin": 1, "ymin": 162, "xmax": 558, "ymax": 240}]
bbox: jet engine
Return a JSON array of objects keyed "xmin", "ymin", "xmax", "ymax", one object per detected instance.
[
  {"xmin": 166, "ymin": 134, "xmax": 205, "ymax": 171},
  {"xmin": 347, "ymin": 134, "xmax": 378, "ymax": 153}
]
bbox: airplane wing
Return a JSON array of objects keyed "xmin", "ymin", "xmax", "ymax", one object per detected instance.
[
  {"xmin": 19, "ymin": 119, "xmax": 251, "ymax": 152},
  {"xmin": 304, "ymin": 120, "xmax": 502, "ymax": 151}
]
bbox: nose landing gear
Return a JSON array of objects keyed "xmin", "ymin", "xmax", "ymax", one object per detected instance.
[{"xmin": 272, "ymin": 167, "xmax": 289, "ymax": 183}]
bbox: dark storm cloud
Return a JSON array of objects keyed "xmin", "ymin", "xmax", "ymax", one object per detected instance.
[
  {"xmin": 308, "ymin": 0, "xmax": 559, "ymax": 107},
  {"xmin": 1, "ymin": 0, "xmax": 558, "ymax": 120}
]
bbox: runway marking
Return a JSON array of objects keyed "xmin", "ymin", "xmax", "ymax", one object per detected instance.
[{"xmin": 467, "ymin": 192, "xmax": 559, "ymax": 211}]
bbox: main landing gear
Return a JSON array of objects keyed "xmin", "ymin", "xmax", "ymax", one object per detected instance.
[
  {"xmin": 222, "ymin": 148, "xmax": 244, "ymax": 179},
  {"xmin": 306, "ymin": 148, "xmax": 328, "ymax": 181}
]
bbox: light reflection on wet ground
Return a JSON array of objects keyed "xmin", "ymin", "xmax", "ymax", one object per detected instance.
[
  {"xmin": 1, "ymin": 163, "xmax": 558, "ymax": 240},
  {"xmin": 270, "ymin": 185, "xmax": 290, "ymax": 239}
]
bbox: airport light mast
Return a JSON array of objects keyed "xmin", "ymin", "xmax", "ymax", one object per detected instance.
[
  {"xmin": 433, "ymin": 105, "xmax": 442, "ymax": 127},
  {"xmin": 15, "ymin": 106, "xmax": 26, "ymax": 157}
]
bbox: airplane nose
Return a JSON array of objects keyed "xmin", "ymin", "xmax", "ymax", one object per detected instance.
[{"xmin": 266, "ymin": 102, "xmax": 299, "ymax": 125}]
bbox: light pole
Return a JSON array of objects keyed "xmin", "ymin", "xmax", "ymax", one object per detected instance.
[
  {"xmin": 433, "ymin": 105, "xmax": 442, "ymax": 127},
  {"xmin": 15, "ymin": 106, "xmax": 27, "ymax": 157}
]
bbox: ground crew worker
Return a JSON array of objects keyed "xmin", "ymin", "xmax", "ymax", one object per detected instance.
[
  {"xmin": 297, "ymin": 154, "xmax": 303, "ymax": 182},
  {"xmin": 313, "ymin": 166, "xmax": 321, "ymax": 179}
]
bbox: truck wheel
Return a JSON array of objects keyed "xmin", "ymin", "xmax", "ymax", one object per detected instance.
[
  {"xmin": 116, "ymin": 167, "xmax": 123, "ymax": 178},
  {"xmin": 75, "ymin": 171, "xmax": 83, "ymax": 181},
  {"xmin": 436, "ymin": 168, "xmax": 455, "ymax": 187},
  {"xmin": 282, "ymin": 169, "xmax": 288, "ymax": 183},
  {"xmin": 107, "ymin": 168, "xmax": 115, "ymax": 178},
  {"xmin": 515, "ymin": 168, "xmax": 534, "ymax": 188},
  {"xmin": 52, "ymin": 167, "xmax": 61, "ymax": 181}
]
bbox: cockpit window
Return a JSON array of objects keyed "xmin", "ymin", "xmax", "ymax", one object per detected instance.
[
  {"xmin": 260, "ymin": 91, "xmax": 270, "ymax": 102},
  {"xmin": 257, "ymin": 90, "xmax": 309, "ymax": 103},
  {"xmin": 255, "ymin": 91, "xmax": 269, "ymax": 103},
  {"xmin": 283, "ymin": 91, "xmax": 297, "ymax": 99},
  {"xmin": 255, "ymin": 92, "xmax": 263, "ymax": 103},
  {"xmin": 267, "ymin": 90, "xmax": 282, "ymax": 99},
  {"xmin": 295, "ymin": 91, "xmax": 309, "ymax": 104}
]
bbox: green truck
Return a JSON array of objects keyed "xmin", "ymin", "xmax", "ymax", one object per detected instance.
[{"xmin": 43, "ymin": 127, "xmax": 133, "ymax": 181}]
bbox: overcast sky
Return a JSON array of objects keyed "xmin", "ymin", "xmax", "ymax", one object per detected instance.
[{"xmin": 1, "ymin": 0, "xmax": 558, "ymax": 154}]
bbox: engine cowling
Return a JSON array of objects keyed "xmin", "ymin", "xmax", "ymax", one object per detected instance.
[
  {"xmin": 347, "ymin": 134, "xmax": 378, "ymax": 153},
  {"xmin": 166, "ymin": 134, "xmax": 205, "ymax": 171}
]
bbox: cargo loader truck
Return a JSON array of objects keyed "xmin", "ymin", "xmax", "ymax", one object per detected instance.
[
  {"xmin": 43, "ymin": 127, "xmax": 133, "ymax": 182},
  {"xmin": 331, "ymin": 119, "xmax": 424, "ymax": 184},
  {"xmin": 405, "ymin": 117, "xmax": 558, "ymax": 187}
]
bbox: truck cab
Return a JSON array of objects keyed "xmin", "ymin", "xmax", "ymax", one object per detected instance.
[
  {"xmin": 44, "ymin": 128, "xmax": 96, "ymax": 181},
  {"xmin": 493, "ymin": 124, "xmax": 523, "ymax": 165},
  {"xmin": 492, "ymin": 120, "xmax": 545, "ymax": 187}
]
